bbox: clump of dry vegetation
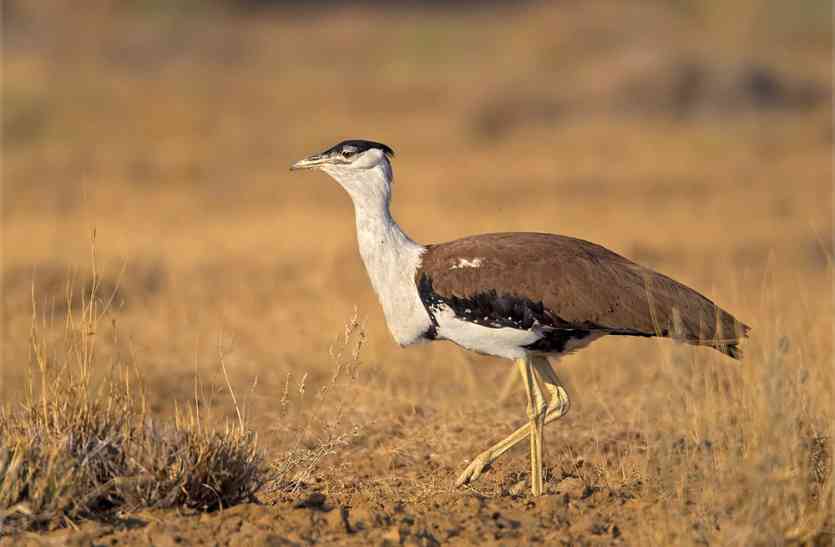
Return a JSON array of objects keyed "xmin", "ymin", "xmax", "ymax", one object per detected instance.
[
  {"xmin": 0, "ymin": 240, "xmax": 265, "ymax": 533},
  {"xmin": 266, "ymin": 309, "xmax": 368, "ymax": 497}
]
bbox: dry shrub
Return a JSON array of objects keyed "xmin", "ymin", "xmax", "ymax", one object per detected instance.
[
  {"xmin": 0, "ymin": 236, "xmax": 265, "ymax": 533},
  {"xmin": 265, "ymin": 309, "xmax": 367, "ymax": 496}
]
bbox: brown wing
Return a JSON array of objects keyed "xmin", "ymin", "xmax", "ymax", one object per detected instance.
[{"xmin": 417, "ymin": 233, "xmax": 750, "ymax": 358}]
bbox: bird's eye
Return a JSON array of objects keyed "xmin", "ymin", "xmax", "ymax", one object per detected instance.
[{"xmin": 341, "ymin": 150, "xmax": 353, "ymax": 158}]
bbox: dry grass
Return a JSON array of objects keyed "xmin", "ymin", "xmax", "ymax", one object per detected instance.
[
  {"xmin": 0, "ymin": 236, "xmax": 370, "ymax": 535},
  {"xmin": 0, "ymin": 238, "xmax": 265, "ymax": 533},
  {"xmin": 1, "ymin": 0, "xmax": 832, "ymax": 544},
  {"xmin": 266, "ymin": 309, "xmax": 368, "ymax": 496}
]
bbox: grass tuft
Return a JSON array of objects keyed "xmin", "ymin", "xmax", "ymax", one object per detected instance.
[{"xmin": 0, "ymin": 234, "xmax": 265, "ymax": 533}]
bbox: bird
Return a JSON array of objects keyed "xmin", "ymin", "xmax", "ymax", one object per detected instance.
[{"xmin": 290, "ymin": 139, "xmax": 750, "ymax": 497}]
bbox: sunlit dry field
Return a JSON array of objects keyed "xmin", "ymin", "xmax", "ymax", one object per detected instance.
[{"xmin": 2, "ymin": 1, "xmax": 833, "ymax": 544}]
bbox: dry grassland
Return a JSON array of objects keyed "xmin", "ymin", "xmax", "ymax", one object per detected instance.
[{"xmin": 1, "ymin": 1, "xmax": 832, "ymax": 544}]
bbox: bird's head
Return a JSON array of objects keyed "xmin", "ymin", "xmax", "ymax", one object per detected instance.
[{"xmin": 291, "ymin": 139, "xmax": 395, "ymax": 204}]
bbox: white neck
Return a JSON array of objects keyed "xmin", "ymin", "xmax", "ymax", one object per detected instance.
[{"xmin": 323, "ymin": 161, "xmax": 432, "ymax": 346}]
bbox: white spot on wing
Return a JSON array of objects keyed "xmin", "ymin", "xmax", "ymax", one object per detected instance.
[{"xmin": 450, "ymin": 257, "xmax": 483, "ymax": 270}]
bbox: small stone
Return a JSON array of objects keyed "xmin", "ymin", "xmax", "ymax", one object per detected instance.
[
  {"xmin": 555, "ymin": 477, "xmax": 585, "ymax": 498},
  {"xmin": 591, "ymin": 522, "xmax": 609, "ymax": 535},
  {"xmin": 147, "ymin": 532, "xmax": 180, "ymax": 547},
  {"xmin": 508, "ymin": 480, "xmax": 527, "ymax": 497},
  {"xmin": 294, "ymin": 492, "xmax": 327, "ymax": 510},
  {"xmin": 381, "ymin": 526, "xmax": 401, "ymax": 543},
  {"xmin": 252, "ymin": 534, "xmax": 300, "ymax": 547},
  {"xmin": 349, "ymin": 506, "xmax": 373, "ymax": 530}
]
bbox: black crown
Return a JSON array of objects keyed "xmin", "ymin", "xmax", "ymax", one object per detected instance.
[{"xmin": 327, "ymin": 139, "xmax": 395, "ymax": 158}]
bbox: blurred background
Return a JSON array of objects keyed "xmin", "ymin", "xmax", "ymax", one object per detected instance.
[
  {"xmin": 4, "ymin": 0, "xmax": 831, "ymax": 380},
  {"xmin": 0, "ymin": 0, "xmax": 832, "ymax": 542}
]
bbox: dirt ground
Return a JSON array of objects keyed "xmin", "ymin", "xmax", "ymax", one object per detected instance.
[{"xmin": 2, "ymin": 1, "xmax": 833, "ymax": 545}]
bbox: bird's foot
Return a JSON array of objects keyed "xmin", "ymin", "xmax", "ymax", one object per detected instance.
[{"xmin": 455, "ymin": 452, "xmax": 494, "ymax": 487}]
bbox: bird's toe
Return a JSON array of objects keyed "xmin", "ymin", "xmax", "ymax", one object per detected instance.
[{"xmin": 456, "ymin": 455, "xmax": 491, "ymax": 487}]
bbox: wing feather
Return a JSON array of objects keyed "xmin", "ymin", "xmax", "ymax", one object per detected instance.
[{"xmin": 417, "ymin": 233, "xmax": 750, "ymax": 358}]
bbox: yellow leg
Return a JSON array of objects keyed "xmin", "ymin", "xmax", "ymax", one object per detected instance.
[
  {"xmin": 531, "ymin": 356, "xmax": 570, "ymax": 420},
  {"xmin": 519, "ymin": 357, "xmax": 546, "ymax": 495},
  {"xmin": 456, "ymin": 356, "xmax": 568, "ymax": 494}
]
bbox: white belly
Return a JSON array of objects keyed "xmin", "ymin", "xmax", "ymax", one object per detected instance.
[{"xmin": 434, "ymin": 304, "xmax": 543, "ymax": 359}]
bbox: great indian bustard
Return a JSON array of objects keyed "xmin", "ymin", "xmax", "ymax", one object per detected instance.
[{"xmin": 290, "ymin": 139, "xmax": 750, "ymax": 497}]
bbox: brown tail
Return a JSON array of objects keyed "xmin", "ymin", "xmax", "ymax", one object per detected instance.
[{"xmin": 695, "ymin": 322, "xmax": 751, "ymax": 360}]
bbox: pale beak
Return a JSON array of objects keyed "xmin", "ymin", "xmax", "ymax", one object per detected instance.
[{"xmin": 290, "ymin": 154, "xmax": 329, "ymax": 171}]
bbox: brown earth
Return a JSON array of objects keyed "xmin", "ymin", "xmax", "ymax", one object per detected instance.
[{"xmin": 1, "ymin": 1, "xmax": 832, "ymax": 545}]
